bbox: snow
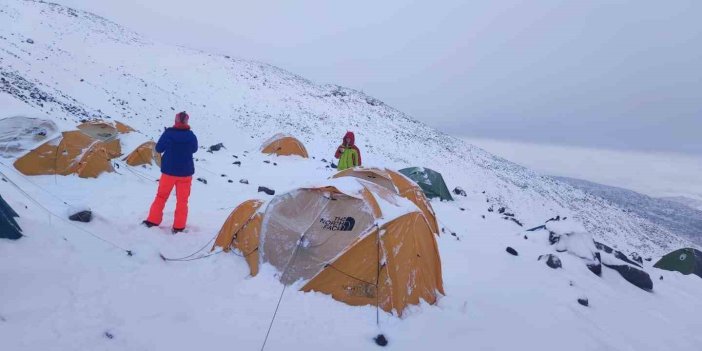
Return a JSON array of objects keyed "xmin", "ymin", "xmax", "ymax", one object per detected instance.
[{"xmin": 1, "ymin": 1, "xmax": 702, "ymax": 350}]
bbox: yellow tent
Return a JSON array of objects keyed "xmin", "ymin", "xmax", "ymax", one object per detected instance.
[
  {"xmin": 213, "ymin": 178, "xmax": 444, "ymax": 315},
  {"xmin": 14, "ymin": 129, "xmax": 121, "ymax": 178},
  {"xmin": 333, "ymin": 167, "xmax": 440, "ymax": 235},
  {"xmin": 260, "ymin": 133, "xmax": 309, "ymax": 158},
  {"xmin": 123, "ymin": 141, "xmax": 161, "ymax": 167}
]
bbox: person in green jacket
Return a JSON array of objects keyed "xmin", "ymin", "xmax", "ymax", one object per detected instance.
[{"xmin": 334, "ymin": 131, "xmax": 362, "ymax": 171}]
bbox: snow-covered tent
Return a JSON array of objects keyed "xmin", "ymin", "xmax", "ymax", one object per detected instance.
[
  {"xmin": 260, "ymin": 133, "xmax": 308, "ymax": 158},
  {"xmin": 212, "ymin": 178, "xmax": 444, "ymax": 316},
  {"xmin": 14, "ymin": 129, "xmax": 121, "ymax": 178},
  {"xmin": 0, "ymin": 116, "xmax": 59, "ymax": 158},
  {"xmin": 332, "ymin": 167, "xmax": 440, "ymax": 235}
]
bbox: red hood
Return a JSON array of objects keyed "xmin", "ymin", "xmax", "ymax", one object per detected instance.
[{"xmin": 343, "ymin": 131, "xmax": 355, "ymax": 146}]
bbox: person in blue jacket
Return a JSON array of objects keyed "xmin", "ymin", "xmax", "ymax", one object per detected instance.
[{"xmin": 143, "ymin": 111, "xmax": 198, "ymax": 233}]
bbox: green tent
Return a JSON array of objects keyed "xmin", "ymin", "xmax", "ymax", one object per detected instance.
[
  {"xmin": 654, "ymin": 248, "xmax": 702, "ymax": 279},
  {"xmin": 399, "ymin": 167, "xmax": 453, "ymax": 201},
  {"xmin": 1, "ymin": 194, "xmax": 22, "ymax": 240}
]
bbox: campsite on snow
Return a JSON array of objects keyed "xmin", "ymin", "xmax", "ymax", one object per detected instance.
[{"xmin": 2, "ymin": 1, "xmax": 702, "ymax": 351}]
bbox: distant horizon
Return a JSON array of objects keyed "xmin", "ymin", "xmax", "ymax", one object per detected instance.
[{"xmin": 466, "ymin": 137, "xmax": 702, "ymax": 202}]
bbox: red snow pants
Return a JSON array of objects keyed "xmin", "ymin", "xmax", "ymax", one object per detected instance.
[{"xmin": 147, "ymin": 174, "xmax": 193, "ymax": 229}]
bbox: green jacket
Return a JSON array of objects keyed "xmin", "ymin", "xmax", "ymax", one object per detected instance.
[{"xmin": 337, "ymin": 147, "xmax": 360, "ymax": 171}]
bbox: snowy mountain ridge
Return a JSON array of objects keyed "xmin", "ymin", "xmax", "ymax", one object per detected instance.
[
  {"xmin": 2, "ymin": 2, "xmax": 702, "ymax": 350},
  {"xmin": 0, "ymin": 0, "xmax": 692, "ymax": 254}
]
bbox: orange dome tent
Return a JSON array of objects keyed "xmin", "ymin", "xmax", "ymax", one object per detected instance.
[
  {"xmin": 123, "ymin": 141, "xmax": 161, "ymax": 167},
  {"xmin": 332, "ymin": 167, "xmax": 440, "ymax": 235},
  {"xmin": 14, "ymin": 130, "xmax": 120, "ymax": 178},
  {"xmin": 260, "ymin": 133, "xmax": 308, "ymax": 158},
  {"xmin": 212, "ymin": 178, "xmax": 444, "ymax": 316}
]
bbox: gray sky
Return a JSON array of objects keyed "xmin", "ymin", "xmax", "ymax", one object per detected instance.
[{"xmin": 57, "ymin": 0, "xmax": 702, "ymax": 154}]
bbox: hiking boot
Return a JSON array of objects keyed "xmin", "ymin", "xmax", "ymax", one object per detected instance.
[
  {"xmin": 142, "ymin": 220, "xmax": 158, "ymax": 228},
  {"xmin": 172, "ymin": 227, "xmax": 186, "ymax": 234}
]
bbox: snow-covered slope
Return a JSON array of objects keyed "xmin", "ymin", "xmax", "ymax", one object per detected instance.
[
  {"xmin": 2, "ymin": 1, "xmax": 701, "ymax": 350},
  {"xmin": 556, "ymin": 176, "xmax": 702, "ymax": 246}
]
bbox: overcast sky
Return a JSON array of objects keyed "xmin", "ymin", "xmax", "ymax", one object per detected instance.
[{"xmin": 57, "ymin": 0, "xmax": 702, "ymax": 154}]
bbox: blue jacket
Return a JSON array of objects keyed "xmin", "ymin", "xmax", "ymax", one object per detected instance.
[{"xmin": 155, "ymin": 127, "xmax": 198, "ymax": 177}]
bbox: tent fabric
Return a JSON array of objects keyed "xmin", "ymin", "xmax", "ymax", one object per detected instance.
[
  {"xmin": 0, "ymin": 194, "xmax": 22, "ymax": 240},
  {"xmin": 14, "ymin": 130, "xmax": 120, "ymax": 178},
  {"xmin": 212, "ymin": 199, "xmax": 264, "ymax": 276},
  {"xmin": 77, "ymin": 121, "xmax": 120, "ymax": 142},
  {"xmin": 248, "ymin": 178, "xmax": 444, "ymax": 315},
  {"xmin": 260, "ymin": 134, "xmax": 309, "ymax": 158},
  {"xmin": 124, "ymin": 141, "xmax": 161, "ymax": 167},
  {"xmin": 399, "ymin": 167, "xmax": 453, "ymax": 201},
  {"xmin": 654, "ymin": 248, "xmax": 702, "ymax": 279},
  {"xmin": 332, "ymin": 167, "xmax": 440, "ymax": 235},
  {"xmin": 115, "ymin": 121, "xmax": 135, "ymax": 134},
  {"xmin": 0, "ymin": 116, "xmax": 59, "ymax": 158}
]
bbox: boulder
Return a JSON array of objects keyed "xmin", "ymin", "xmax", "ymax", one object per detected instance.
[
  {"xmin": 197, "ymin": 178, "xmax": 207, "ymax": 184},
  {"xmin": 577, "ymin": 298, "xmax": 589, "ymax": 307},
  {"xmin": 239, "ymin": 179, "xmax": 249, "ymax": 184},
  {"xmin": 258, "ymin": 186, "xmax": 275, "ymax": 196},
  {"xmin": 506, "ymin": 247, "xmax": 518, "ymax": 256},
  {"xmin": 69, "ymin": 210, "xmax": 92, "ymax": 223},
  {"xmin": 538, "ymin": 254, "xmax": 562, "ymax": 269},
  {"xmin": 586, "ymin": 252, "xmax": 602, "ymax": 276},
  {"xmin": 603, "ymin": 263, "xmax": 653, "ymax": 291},
  {"xmin": 453, "ymin": 187, "xmax": 467, "ymax": 196},
  {"xmin": 207, "ymin": 143, "xmax": 224, "ymax": 153},
  {"xmin": 233, "ymin": 161, "xmax": 241, "ymax": 166}
]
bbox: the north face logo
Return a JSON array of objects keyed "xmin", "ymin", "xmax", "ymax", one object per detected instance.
[{"xmin": 320, "ymin": 217, "xmax": 355, "ymax": 231}]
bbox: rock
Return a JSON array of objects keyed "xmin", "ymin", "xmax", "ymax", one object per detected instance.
[
  {"xmin": 26, "ymin": 38, "xmax": 34, "ymax": 44},
  {"xmin": 321, "ymin": 158, "xmax": 328, "ymax": 163},
  {"xmin": 263, "ymin": 160, "xmax": 271, "ymax": 164},
  {"xmin": 197, "ymin": 178, "xmax": 207, "ymax": 184},
  {"xmin": 481, "ymin": 215, "xmax": 485, "ymax": 219},
  {"xmin": 629, "ymin": 252, "xmax": 643, "ymax": 265},
  {"xmin": 232, "ymin": 155, "xmax": 238, "ymax": 158},
  {"xmin": 498, "ymin": 207, "xmax": 506, "ymax": 214},
  {"xmin": 453, "ymin": 187, "xmax": 467, "ymax": 196},
  {"xmin": 104, "ymin": 331, "xmax": 114, "ymax": 339},
  {"xmin": 273, "ymin": 162, "xmax": 277, "ymax": 166},
  {"xmin": 645, "ymin": 257, "xmax": 652, "ymax": 262},
  {"xmin": 239, "ymin": 179, "xmax": 249, "ymax": 184},
  {"xmin": 538, "ymin": 254, "xmax": 562, "ymax": 269},
  {"xmin": 69, "ymin": 210, "xmax": 92, "ymax": 223},
  {"xmin": 258, "ymin": 186, "xmax": 275, "ymax": 195},
  {"xmin": 459, "ymin": 208, "xmax": 465, "ymax": 211},
  {"xmin": 548, "ymin": 231, "xmax": 560, "ymax": 245},
  {"xmin": 374, "ymin": 334, "xmax": 388, "ymax": 347},
  {"xmin": 594, "ymin": 240, "xmax": 613, "ymax": 254},
  {"xmin": 603, "ymin": 263, "xmax": 653, "ymax": 291},
  {"xmin": 330, "ymin": 162, "xmax": 337, "ymax": 169},
  {"xmin": 233, "ymin": 161, "xmax": 241, "ymax": 166},
  {"xmin": 587, "ymin": 252, "xmax": 602, "ymax": 276},
  {"xmin": 506, "ymin": 247, "xmax": 518, "ymax": 256},
  {"xmin": 227, "ymin": 180, "xmax": 233, "ymax": 183},
  {"xmin": 523, "ymin": 235, "xmax": 528, "ymax": 240},
  {"xmin": 220, "ymin": 174, "xmax": 226, "ymax": 177},
  {"xmin": 614, "ymin": 250, "xmax": 642, "ymax": 268},
  {"xmin": 660, "ymin": 275, "xmax": 664, "ymax": 280},
  {"xmin": 207, "ymin": 143, "xmax": 224, "ymax": 153},
  {"xmin": 577, "ymin": 298, "xmax": 589, "ymax": 307}
]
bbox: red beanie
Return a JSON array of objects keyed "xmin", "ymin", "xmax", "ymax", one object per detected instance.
[{"xmin": 174, "ymin": 111, "xmax": 190, "ymax": 129}]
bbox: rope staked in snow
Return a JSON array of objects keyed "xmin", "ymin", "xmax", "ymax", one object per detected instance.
[
  {"xmin": 260, "ymin": 237, "xmax": 304, "ymax": 351},
  {"xmin": 0, "ymin": 161, "xmax": 71, "ymax": 206},
  {"xmin": 0, "ymin": 168, "xmax": 133, "ymax": 256}
]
